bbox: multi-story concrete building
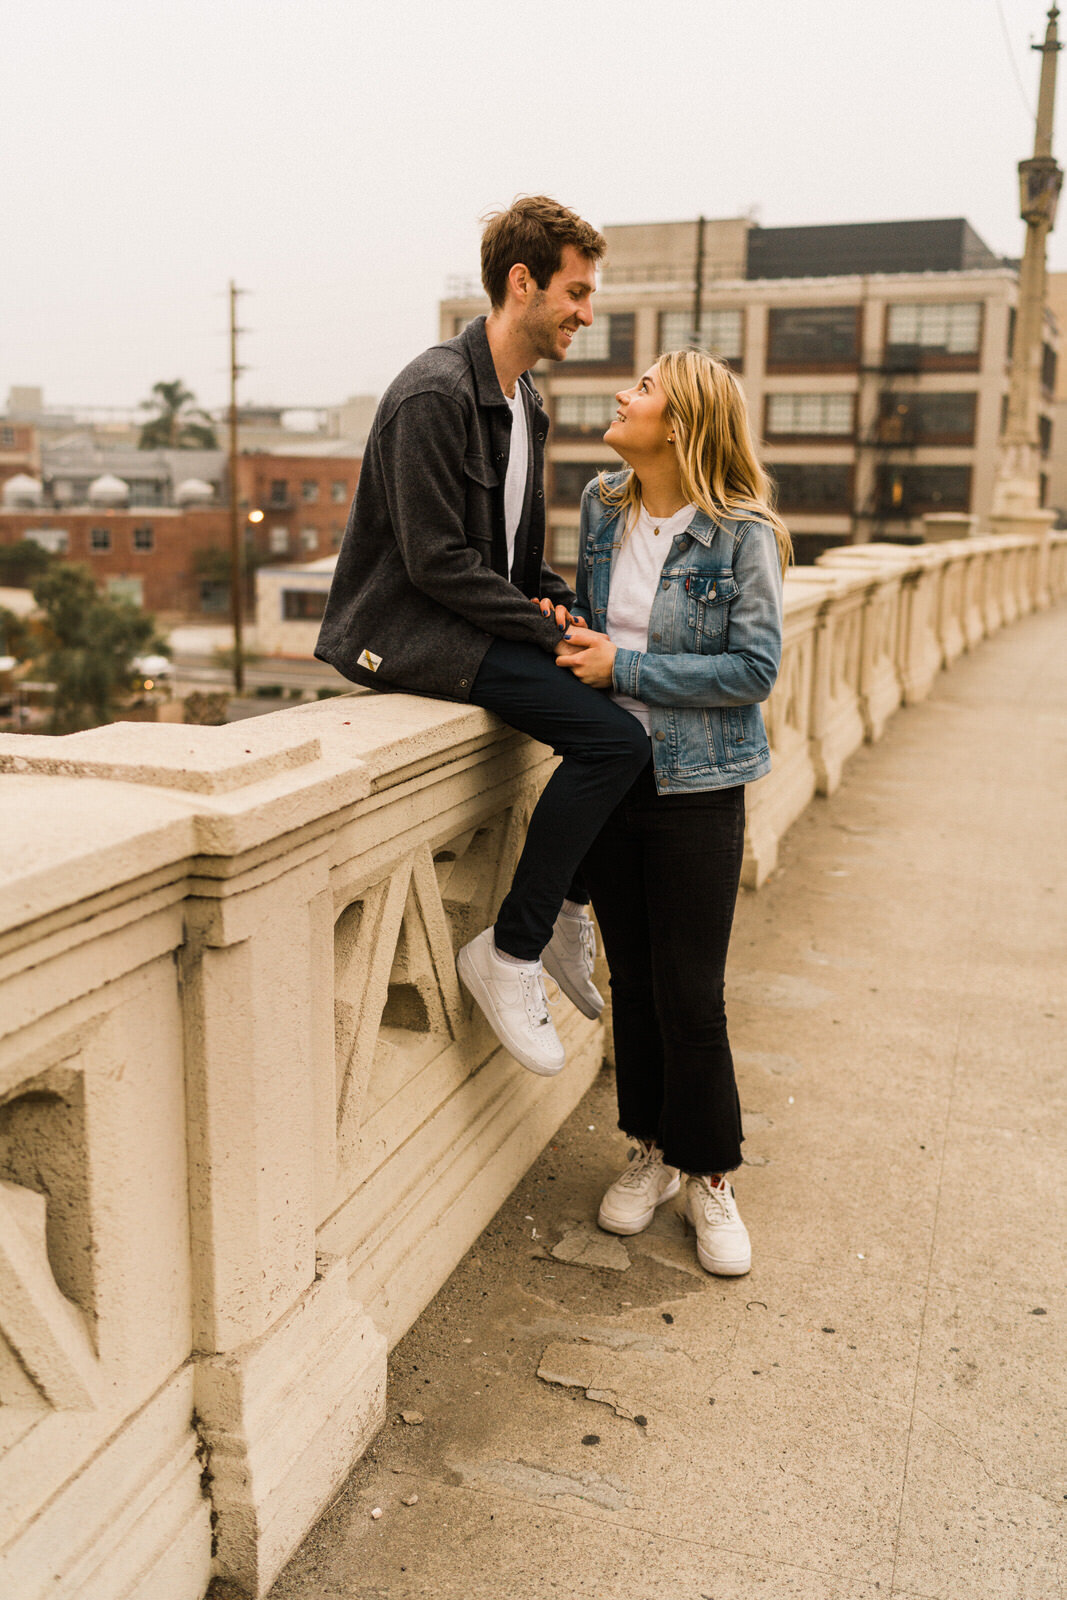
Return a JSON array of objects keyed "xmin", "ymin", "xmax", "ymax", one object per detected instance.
[{"xmin": 440, "ymin": 216, "xmax": 1057, "ymax": 568}]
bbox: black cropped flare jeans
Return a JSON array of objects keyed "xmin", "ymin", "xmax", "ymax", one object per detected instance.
[{"xmin": 583, "ymin": 761, "xmax": 746, "ymax": 1176}]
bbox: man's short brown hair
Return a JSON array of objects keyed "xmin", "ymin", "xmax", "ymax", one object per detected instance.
[{"xmin": 480, "ymin": 196, "xmax": 605, "ymax": 309}]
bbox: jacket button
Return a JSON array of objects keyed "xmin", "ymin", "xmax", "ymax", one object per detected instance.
[
  {"xmin": 654, "ymin": 730, "xmax": 665, "ymax": 741},
  {"xmin": 459, "ymin": 678, "xmax": 468, "ymax": 687},
  {"xmin": 536, "ymin": 489, "xmax": 543, "ymax": 498},
  {"xmin": 661, "ymin": 579, "xmax": 670, "ymax": 590},
  {"xmin": 652, "ymin": 632, "xmax": 661, "ymax": 642}
]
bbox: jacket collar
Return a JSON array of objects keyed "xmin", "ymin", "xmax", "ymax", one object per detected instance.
[
  {"xmin": 592, "ymin": 472, "xmax": 730, "ymax": 548},
  {"xmin": 457, "ymin": 315, "xmax": 542, "ymax": 410}
]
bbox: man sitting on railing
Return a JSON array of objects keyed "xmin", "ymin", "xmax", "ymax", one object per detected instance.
[{"xmin": 316, "ymin": 197, "xmax": 650, "ymax": 1079}]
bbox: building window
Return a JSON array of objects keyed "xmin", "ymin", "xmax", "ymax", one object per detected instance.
[
  {"xmin": 876, "ymin": 464, "xmax": 971, "ymax": 516},
  {"xmin": 1042, "ymin": 342, "xmax": 1058, "ymax": 392},
  {"xmin": 132, "ymin": 525, "xmax": 154, "ymax": 551},
  {"xmin": 26, "ymin": 528, "xmax": 70, "ymax": 554},
  {"xmin": 331, "ymin": 480, "xmax": 348, "ymax": 503},
  {"xmin": 300, "ymin": 527, "xmax": 319, "ymax": 551},
  {"xmin": 106, "ymin": 576, "xmax": 143, "ymax": 606},
  {"xmin": 269, "ymin": 479, "xmax": 289, "ymax": 506},
  {"xmin": 1039, "ymin": 414, "xmax": 1053, "ymax": 455},
  {"xmin": 769, "ymin": 463, "xmax": 853, "ymax": 512},
  {"xmin": 554, "ymin": 394, "xmax": 618, "ymax": 434},
  {"xmin": 302, "ymin": 479, "xmax": 319, "ymax": 503},
  {"xmin": 553, "ymin": 461, "xmax": 606, "ymax": 503},
  {"xmin": 0, "ymin": 427, "xmax": 15, "ymax": 447},
  {"xmin": 90, "ymin": 527, "xmax": 112, "ymax": 551},
  {"xmin": 885, "ymin": 302, "xmax": 982, "ymax": 369},
  {"xmin": 566, "ymin": 313, "xmax": 635, "ymax": 368},
  {"xmin": 282, "ymin": 589, "xmax": 328, "ymax": 621},
  {"xmin": 765, "ymin": 393, "xmax": 854, "ymax": 438},
  {"xmin": 551, "ymin": 525, "xmax": 581, "ymax": 564},
  {"xmin": 128, "ymin": 480, "xmax": 165, "ymax": 507},
  {"xmin": 659, "ymin": 308, "xmax": 743, "ymax": 362},
  {"xmin": 767, "ymin": 307, "xmax": 860, "ymax": 369},
  {"xmin": 200, "ymin": 580, "xmax": 230, "ymax": 613},
  {"xmin": 877, "ymin": 392, "xmax": 977, "ymax": 446},
  {"xmin": 269, "ymin": 525, "xmax": 290, "ymax": 554}
]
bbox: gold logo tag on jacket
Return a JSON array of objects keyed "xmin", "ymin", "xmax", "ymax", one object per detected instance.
[{"xmin": 360, "ymin": 648, "xmax": 382, "ymax": 672}]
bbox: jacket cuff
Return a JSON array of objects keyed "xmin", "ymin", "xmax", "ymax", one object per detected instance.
[{"xmin": 612, "ymin": 647, "xmax": 642, "ymax": 697}]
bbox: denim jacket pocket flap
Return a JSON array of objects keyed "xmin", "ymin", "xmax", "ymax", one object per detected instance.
[
  {"xmin": 462, "ymin": 453, "xmax": 500, "ymax": 488},
  {"xmin": 687, "ymin": 572, "xmax": 738, "ymax": 604}
]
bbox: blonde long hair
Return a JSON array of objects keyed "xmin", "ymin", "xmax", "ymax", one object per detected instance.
[{"xmin": 599, "ymin": 349, "xmax": 793, "ymax": 575}]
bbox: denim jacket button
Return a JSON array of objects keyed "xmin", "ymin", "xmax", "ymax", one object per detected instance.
[
  {"xmin": 652, "ymin": 632, "xmax": 661, "ymax": 642},
  {"xmin": 654, "ymin": 730, "xmax": 665, "ymax": 741},
  {"xmin": 661, "ymin": 579, "xmax": 670, "ymax": 590}
]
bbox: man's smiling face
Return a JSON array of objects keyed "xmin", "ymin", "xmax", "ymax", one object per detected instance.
[{"xmin": 518, "ymin": 244, "xmax": 597, "ymax": 362}]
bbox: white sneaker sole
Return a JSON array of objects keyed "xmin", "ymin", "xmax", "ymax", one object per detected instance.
[
  {"xmin": 598, "ymin": 1172, "xmax": 681, "ymax": 1235},
  {"xmin": 457, "ymin": 944, "xmax": 565, "ymax": 1078},
  {"xmin": 684, "ymin": 1209, "xmax": 752, "ymax": 1276},
  {"xmin": 541, "ymin": 946, "xmax": 603, "ymax": 1021}
]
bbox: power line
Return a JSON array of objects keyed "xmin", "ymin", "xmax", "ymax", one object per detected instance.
[{"xmin": 995, "ymin": 0, "xmax": 1038, "ymax": 122}]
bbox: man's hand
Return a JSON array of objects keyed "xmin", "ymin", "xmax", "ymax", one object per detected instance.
[
  {"xmin": 555, "ymin": 624, "xmax": 618, "ymax": 688},
  {"xmin": 532, "ymin": 596, "xmax": 579, "ymax": 631}
]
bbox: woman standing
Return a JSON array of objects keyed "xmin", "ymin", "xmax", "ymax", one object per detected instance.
[{"xmin": 556, "ymin": 350, "xmax": 791, "ymax": 1276}]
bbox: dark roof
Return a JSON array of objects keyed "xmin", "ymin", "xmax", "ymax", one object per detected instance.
[{"xmin": 745, "ymin": 219, "xmax": 1006, "ymax": 280}]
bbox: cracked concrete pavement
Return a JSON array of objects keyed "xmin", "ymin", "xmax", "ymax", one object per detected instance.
[{"xmin": 267, "ymin": 605, "xmax": 1066, "ymax": 1600}]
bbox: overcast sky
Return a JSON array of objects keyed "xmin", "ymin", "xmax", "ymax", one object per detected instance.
[{"xmin": 3, "ymin": 0, "xmax": 1065, "ymax": 415}]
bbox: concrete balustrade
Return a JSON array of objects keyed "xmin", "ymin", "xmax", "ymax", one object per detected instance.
[{"xmin": 1, "ymin": 523, "xmax": 1064, "ymax": 1599}]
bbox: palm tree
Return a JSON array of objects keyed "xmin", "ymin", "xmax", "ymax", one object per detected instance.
[{"xmin": 139, "ymin": 380, "xmax": 218, "ymax": 449}]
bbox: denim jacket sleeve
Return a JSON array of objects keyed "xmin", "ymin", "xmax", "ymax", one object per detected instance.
[
  {"xmin": 570, "ymin": 486, "xmax": 595, "ymax": 628},
  {"xmin": 611, "ymin": 520, "xmax": 783, "ymax": 707},
  {"xmin": 379, "ymin": 391, "xmax": 563, "ymax": 652}
]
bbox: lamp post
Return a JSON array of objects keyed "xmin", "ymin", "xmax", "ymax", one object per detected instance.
[{"xmin": 992, "ymin": 5, "xmax": 1063, "ymax": 516}]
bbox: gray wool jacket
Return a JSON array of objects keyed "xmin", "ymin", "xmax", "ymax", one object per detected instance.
[{"xmin": 314, "ymin": 317, "xmax": 575, "ymax": 699}]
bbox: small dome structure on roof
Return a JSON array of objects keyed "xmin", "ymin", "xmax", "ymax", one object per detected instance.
[
  {"xmin": 88, "ymin": 472, "xmax": 129, "ymax": 506},
  {"xmin": 175, "ymin": 476, "xmax": 215, "ymax": 505},
  {"xmin": 2, "ymin": 473, "xmax": 44, "ymax": 508}
]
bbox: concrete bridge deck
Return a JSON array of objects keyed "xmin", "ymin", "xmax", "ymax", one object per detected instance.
[{"xmin": 267, "ymin": 604, "xmax": 1066, "ymax": 1600}]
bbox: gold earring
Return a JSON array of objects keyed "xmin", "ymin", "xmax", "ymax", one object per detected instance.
[{"xmin": 667, "ymin": 434, "xmax": 675, "ymax": 443}]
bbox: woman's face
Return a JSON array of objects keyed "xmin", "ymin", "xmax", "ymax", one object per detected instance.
[{"xmin": 603, "ymin": 365, "xmax": 673, "ymax": 459}]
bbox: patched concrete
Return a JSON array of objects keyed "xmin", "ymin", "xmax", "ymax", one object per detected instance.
[{"xmin": 268, "ymin": 605, "xmax": 1067, "ymax": 1600}]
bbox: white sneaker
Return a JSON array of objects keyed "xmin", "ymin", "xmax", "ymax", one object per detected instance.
[
  {"xmin": 598, "ymin": 1142, "xmax": 680, "ymax": 1235},
  {"xmin": 685, "ymin": 1176, "xmax": 751, "ymax": 1276},
  {"xmin": 457, "ymin": 927, "xmax": 566, "ymax": 1077},
  {"xmin": 542, "ymin": 906, "xmax": 604, "ymax": 1020}
]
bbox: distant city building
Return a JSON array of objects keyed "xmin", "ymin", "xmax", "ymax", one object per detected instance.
[{"xmin": 440, "ymin": 216, "xmax": 1055, "ymax": 568}]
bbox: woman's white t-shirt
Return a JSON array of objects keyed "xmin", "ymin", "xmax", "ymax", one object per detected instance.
[{"xmin": 606, "ymin": 501, "xmax": 696, "ymax": 734}]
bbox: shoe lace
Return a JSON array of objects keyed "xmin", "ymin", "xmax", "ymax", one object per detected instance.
[
  {"xmin": 578, "ymin": 918, "xmax": 596, "ymax": 968},
  {"xmin": 519, "ymin": 968, "xmax": 559, "ymax": 1028},
  {"xmin": 692, "ymin": 1177, "xmax": 735, "ymax": 1221},
  {"xmin": 616, "ymin": 1143, "xmax": 661, "ymax": 1190}
]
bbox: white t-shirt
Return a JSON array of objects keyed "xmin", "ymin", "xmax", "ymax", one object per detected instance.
[
  {"xmin": 607, "ymin": 501, "xmax": 696, "ymax": 734},
  {"xmin": 504, "ymin": 383, "xmax": 529, "ymax": 578}
]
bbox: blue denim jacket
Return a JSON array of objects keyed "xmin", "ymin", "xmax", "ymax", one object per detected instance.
[{"xmin": 572, "ymin": 472, "xmax": 784, "ymax": 792}]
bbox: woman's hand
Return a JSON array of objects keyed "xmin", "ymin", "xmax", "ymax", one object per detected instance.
[
  {"xmin": 531, "ymin": 596, "xmax": 579, "ymax": 631},
  {"xmin": 555, "ymin": 625, "xmax": 617, "ymax": 688}
]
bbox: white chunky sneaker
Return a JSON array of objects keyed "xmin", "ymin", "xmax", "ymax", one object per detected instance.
[
  {"xmin": 685, "ymin": 1176, "xmax": 751, "ymax": 1276},
  {"xmin": 542, "ymin": 906, "xmax": 604, "ymax": 1020},
  {"xmin": 457, "ymin": 927, "xmax": 566, "ymax": 1077},
  {"xmin": 598, "ymin": 1142, "xmax": 680, "ymax": 1236}
]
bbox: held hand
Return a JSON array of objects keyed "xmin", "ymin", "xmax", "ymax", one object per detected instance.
[
  {"xmin": 555, "ymin": 625, "xmax": 617, "ymax": 688},
  {"xmin": 532, "ymin": 596, "xmax": 579, "ymax": 631}
]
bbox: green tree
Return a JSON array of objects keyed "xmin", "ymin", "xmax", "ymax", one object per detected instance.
[
  {"xmin": 31, "ymin": 565, "xmax": 170, "ymax": 733},
  {"xmin": 138, "ymin": 379, "xmax": 218, "ymax": 449},
  {"xmin": 0, "ymin": 539, "xmax": 52, "ymax": 588}
]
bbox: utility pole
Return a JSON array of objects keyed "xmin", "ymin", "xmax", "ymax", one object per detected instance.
[
  {"xmin": 691, "ymin": 215, "xmax": 706, "ymax": 345},
  {"xmin": 993, "ymin": 4, "xmax": 1063, "ymax": 515},
  {"xmin": 227, "ymin": 281, "xmax": 246, "ymax": 694}
]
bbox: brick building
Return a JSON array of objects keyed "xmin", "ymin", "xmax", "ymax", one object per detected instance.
[
  {"xmin": 0, "ymin": 423, "xmax": 40, "ymax": 495},
  {"xmin": 0, "ymin": 449, "xmax": 361, "ymax": 617}
]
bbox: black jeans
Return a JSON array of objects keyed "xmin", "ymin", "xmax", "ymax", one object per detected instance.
[
  {"xmin": 468, "ymin": 639, "xmax": 651, "ymax": 960},
  {"xmin": 583, "ymin": 762, "xmax": 746, "ymax": 1176}
]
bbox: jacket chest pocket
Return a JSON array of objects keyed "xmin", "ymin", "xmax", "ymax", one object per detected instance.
[
  {"xmin": 685, "ymin": 572, "xmax": 738, "ymax": 650},
  {"xmin": 462, "ymin": 454, "xmax": 500, "ymax": 557}
]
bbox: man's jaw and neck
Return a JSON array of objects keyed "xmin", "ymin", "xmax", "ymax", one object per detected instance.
[{"xmin": 484, "ymin": 244, "xmax": 597, "ymax": 397}]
